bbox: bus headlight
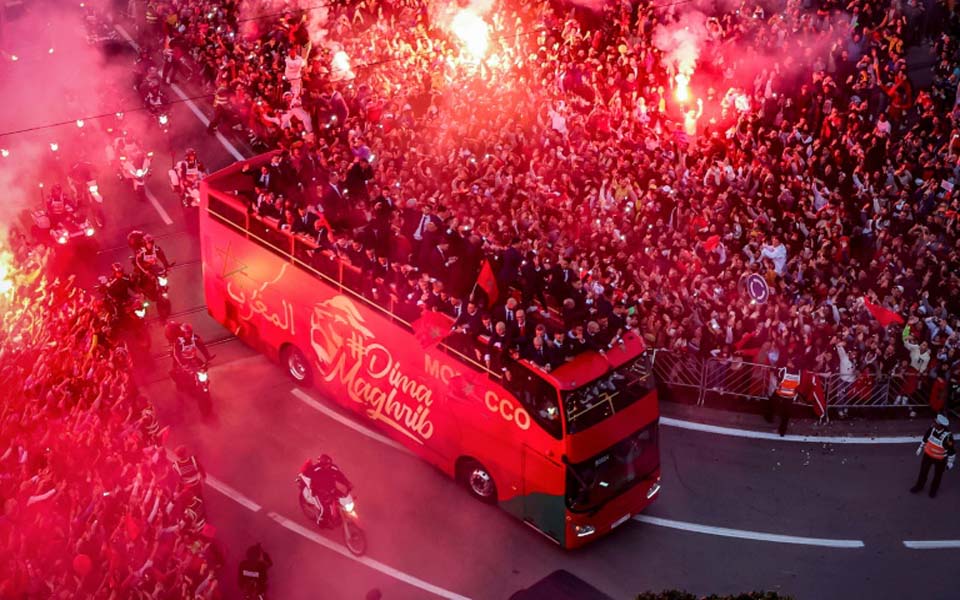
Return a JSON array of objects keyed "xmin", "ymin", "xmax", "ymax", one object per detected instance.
[
  {"xmin": 197, "ymin": 370, "xmax": 208, "ymax": 383},
  {"xmin": 85, "ymin": 227, "xmax": 95, "ymax": 237},
  {"xmin": 157, "ymin": 276, "xmax": 168, "ymax": 287},
  {"xmin": 134, "ymin": 307, "xmax": 146, "ymax": 318},
  {"xmin": 573, "ymin": 524, "xmax": 595, "ymax": 538}
]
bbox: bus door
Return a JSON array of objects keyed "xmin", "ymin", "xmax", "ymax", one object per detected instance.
[{"xmin": 521, "ymin": 444, "xmax": 566, "ymax": 544}]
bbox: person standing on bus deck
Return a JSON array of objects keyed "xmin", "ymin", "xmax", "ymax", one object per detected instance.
[
  {"xmin": 910, "ymin": 414, "xmax": 955, "ymax": 498},
  {"xmin": 766, "ymin": 357, "xmax": 801, "ymax": 437}
]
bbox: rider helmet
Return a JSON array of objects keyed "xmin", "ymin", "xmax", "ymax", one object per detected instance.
[
  {"xmin": 185, "ymin": 148, "xmax": 197, "ymax": 160},
  {"xmin": 143, "ymin": 233, "xmax": 154, "ymax": 244},
  {"xmin": 180, "ymin": 323, "xmax": 193, "ymax": 337},
  {"xmin": 318, "ymin": 454, "xmax": 333, "ymax": 467}
]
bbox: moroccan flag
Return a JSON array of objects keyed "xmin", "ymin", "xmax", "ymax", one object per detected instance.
[
  {"xmin": 475, "ymin": 259, "xmax": 499, "ymax": 304},
  {"xmin": 704, "ymin": 235, "xmax": 721, "ymax": 252},
  {"xmin": 930, "ymin": 377, "xmax": 947, "ymax": 412},
  {"xmin": 806, "ymin": 372, "xmax": 827, "ymax": 420},
  {"xmin": 863, "ymin": 296, "xmax": 904, "ymax": 327},
  {"xmin": 412, "ymin": 310, "xmax": 451, "ymax": 348},
  {"xmin": 448, "ymin": 370, "xmax": 482, "ymax": 402}
]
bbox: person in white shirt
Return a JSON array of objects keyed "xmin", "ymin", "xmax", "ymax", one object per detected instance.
[
  {"xmin": 760, "ymin": 235, "xmax": 788, "ymax": 275},
  {"xmin": 284, "ymin": 46, "xmax": 306, "ymax": 99}
]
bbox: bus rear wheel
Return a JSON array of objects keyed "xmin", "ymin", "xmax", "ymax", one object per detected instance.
[
  {"xmin": 460, "ymin": 460, "xmax": 497, "ymax": 504},
  {"xmin": 281, "ymin": 345, "xmax": 313, "ymax": 387}
]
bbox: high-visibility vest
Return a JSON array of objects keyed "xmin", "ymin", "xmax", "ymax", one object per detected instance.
[
  {"xmin": 777, "ymin": 370, "xmax": 801, "ymax": 398},
  {"xmin": 175, "ymin": 456, "xmax": 202, "ymax": 486},
  {"xmin": 924, "ymin": 428, "xmax": 951, "ymax": 460}
]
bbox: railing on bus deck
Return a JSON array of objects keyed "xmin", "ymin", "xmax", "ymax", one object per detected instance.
[
  {"xmin": 204, "ymin": 188, "xmax": 502, "ymax": 381},
  {"xmin": 650, "ymin": 348, "xmax": 937, "ymax": 411}
]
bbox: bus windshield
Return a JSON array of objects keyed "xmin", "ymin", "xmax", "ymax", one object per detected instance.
[
  {"xmin": 561, "ymin": 354, "xmax": 653, "ymax": 434},
  {"xmin": 565, "ymin": 423, "xmax": 659, "ymax": 513}
]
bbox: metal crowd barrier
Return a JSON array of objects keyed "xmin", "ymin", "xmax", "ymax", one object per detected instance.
[{"xmin": 649, "ymin": 349, "xmax": 936, "ymax": 411}]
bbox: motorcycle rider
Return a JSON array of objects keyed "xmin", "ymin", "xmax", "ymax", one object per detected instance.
[
  {"xmin": 45, "ymin": 184, "xmax": 76, "ymax": 226},
  {"xmin": 134, "ymin": 233, "xmax": 172, "ymax": 288},
  {"xmin": 237, "ymin": 543, "xmax": 273, "ymax": 597},
  {"xmin": 103, "ymin": 262, "xmax": 136, "ymax": 306},
  {"xmin": 300, "ymin": 454, "xmax": 352, "ymax": 526},
  {"xmin": 170, "ymin": 148, "xmax": 206, "ymax": 197},
  {"xmin": 173, "ymin": 323, "xmax": 212, "ymax": 375}
]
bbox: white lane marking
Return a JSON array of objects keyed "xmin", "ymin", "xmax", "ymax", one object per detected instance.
[
  {"xmin": 167, "ymin": 83, "xmax": 247, "ymax": 162},
  {"xmin": 144, "ymin": 186, "xmax": 174, "ymax": 225},
  {"xmin": 206, "ymin": 475, "xmax": 262, "ymax": 512},
  {"xmin": 633, "ymin": 515, "xmax": 865, "ymax": 548},
  {"xmin": 113, "ymin": 24, "xmax": 247, "ymax": 162},
  {"xmin": 903, "ymin": 540, "xmax": 960, "ymax": 549},
  {"xmin": 660, "ymin": 416, "xmax": 917, "ymax": 445},
  {"xmin": 268, "ymin": 512, "xmax": 472, "ymax": 600},
  {"xmin": 291, "ymin": 389, "xmax": 409, "ymax": 454},
  {"xmin": 114, "ymin": 24, "xmax": 139, "ymax": 50}
]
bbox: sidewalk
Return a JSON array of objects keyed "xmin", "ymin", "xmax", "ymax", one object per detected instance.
[{"xmin": 660, "ymin": 400, "xmax": 935, "ymax": 440}]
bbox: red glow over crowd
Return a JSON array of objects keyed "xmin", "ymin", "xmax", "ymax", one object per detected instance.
[{"xmin": 3, "ymin": 0, "xmax": 960, "ymax": 594}]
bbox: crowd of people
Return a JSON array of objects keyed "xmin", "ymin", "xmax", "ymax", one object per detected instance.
[
  {"xmin": 136, "ymin": 0, "xmax": 960, "ymax": 408},
  {"xmin": 0, "ymin": 239, "xmax": 221, "ymax": 598}
]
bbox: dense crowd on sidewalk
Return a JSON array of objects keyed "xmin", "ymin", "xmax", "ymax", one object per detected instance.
[
  {"xmin": 137, "ymin": 0, "xmax": 960, "ymax": 405},
  {"xmin": 0, "ymin": 240, "xmax": 220, "ymax": 599}
]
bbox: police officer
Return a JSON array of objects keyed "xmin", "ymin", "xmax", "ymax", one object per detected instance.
[
  {"xmin": 910, "ymin": 414, "xmax": 956, "ymax": 498},
  {"xmin": 134, "ymin": 233, "xmax": 172, "ymax": 284},
  {"xmin": 238, "ymin": 543, "xmax": 272, "ymax": 597},
  {"xmin": 173, "ymin": 323, "xmax": 212, "ymax": 372},
  {"xmin": 173, "ymin": 445, "xmax": 206, "ymax": 497},
  {"xmin": 766, "ymin": 357, "xmax": 801, "ymax": 437}
]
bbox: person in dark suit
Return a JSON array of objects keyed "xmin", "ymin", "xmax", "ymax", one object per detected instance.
[
  {"xmin": 498, "ymin": 239, "xmax": 523, "ymax": 292},
  {"xmin": 492, "ymin": 297, "xmax": 519, "ymax": 330},
  {"xmin": 292, "ymin": 205, "xmax": 317, "ymax": 235},
  {"xmin": 524, "ymin": 335, "xmax": 552, "ymax": 371},
  {"xmin": 451, "ymin": 300, "xmax": 482, "ymax": 336}
]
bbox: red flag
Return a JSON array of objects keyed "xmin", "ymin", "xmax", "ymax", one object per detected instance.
[
  {"xmin": 805, "ymin": 372, "xmax": 827, "ymax": 419},
  {"xmin": 475, "ymin": 259, "xmax": 499, "ymax": 305},
  {"xmin": 412, "ymin": 311, "xmax": 451, "ymax": 348},
  {"xmin": 703, "ymin": 235, "xmax": 721, "ymax": 252},
  {"xmin": 862, "ymin": 296, "xmax": 904, "ymax": 327},
  {"xmin": 930, "ymin": 377, "xmax": 947, "ymax": 412},
  {"xmin": 447, "ymin": 370, "xmax": 482, "ymax": 402}
]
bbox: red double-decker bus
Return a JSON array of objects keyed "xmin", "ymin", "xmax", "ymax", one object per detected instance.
[{"xmin": 199, "ymin": 153, "xmax": 661, "ymax": 548}]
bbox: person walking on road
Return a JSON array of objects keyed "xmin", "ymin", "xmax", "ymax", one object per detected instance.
[
  {"xmin": 766, "ymin": 357, "xmax": 801, "ymax": 437},
  {"xmin": 910, "ymin": 414, "xmax": 956, "ymax": 498},
  {"xmin": 174, "ymin": 445, "xmax": 206, "ymax": 498}
]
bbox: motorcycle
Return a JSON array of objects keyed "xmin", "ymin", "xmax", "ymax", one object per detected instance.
[
  {"xmin": 119, "ymin": 150, "xmax": 153, "ymax": 200},
  {"xmin": 132, "ymin": 258, "xmax": 172, "ymax": 319},
  {"xmin": 296, "ymin": 474, "xmax": 366, "ymax": 556},
  {"xmin": 173, "ymin": 357, "xmax": 212, "ymax": 416},
  {"xmin": 31, "ymin": 186, "xmax": 96, "ymax": 246}
]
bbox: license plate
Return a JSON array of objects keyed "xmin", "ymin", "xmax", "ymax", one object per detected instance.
[{"xmin": 611, "ymin": 514, "xmax": 631, "ymax": 529}]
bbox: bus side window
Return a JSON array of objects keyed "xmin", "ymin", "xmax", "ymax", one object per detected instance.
[{"xmin": 512, "ymin": 372, "xmax": 562, "ymax": 440}]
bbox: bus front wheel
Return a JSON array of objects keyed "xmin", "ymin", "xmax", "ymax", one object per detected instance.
[
  {"xmin": 460, "ymin": 460, "xmax": 497, "ymax": 504},
  {"xmin": 281, "ymin": 345, "xmax": 313, "ymax": 387}
]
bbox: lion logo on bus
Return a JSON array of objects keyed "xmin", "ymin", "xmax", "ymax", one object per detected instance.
[{"xmin": 310, "ymin": 295, "xmax": 374, "ymax": 370}]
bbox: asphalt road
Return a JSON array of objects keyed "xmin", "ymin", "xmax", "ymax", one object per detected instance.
[{"xmin": 4, "ymin": 6, "xmax": 960, "ymax": 600}]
